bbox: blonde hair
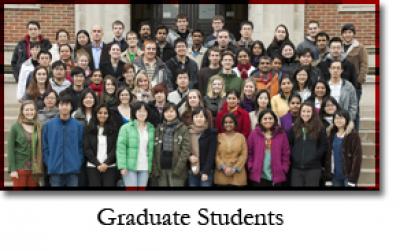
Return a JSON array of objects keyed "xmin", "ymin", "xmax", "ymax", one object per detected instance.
[
  {"xmin": 240, "ymin": 77, "xmax": 257, "ymax": 101},
  {"xmin": 18, "ymin": 100, "xmax": 38, "ymax": 124},
  {"xmin": 134, "ymin": 71, "xmax": 150, "ymax": 92},
  {"xmin": 206, "ymin": 75, "xmax": 226, "ymax": 98}
]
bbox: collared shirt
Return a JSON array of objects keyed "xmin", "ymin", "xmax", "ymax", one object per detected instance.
[
  {"xmin": 329, "ymin": 80, "xmax": 342, "ymax": 102},
  {"xmin": 91, "ymin": 42, "xmax": 104, "ymax": 69}
]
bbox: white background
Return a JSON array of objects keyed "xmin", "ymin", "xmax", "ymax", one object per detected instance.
[{"xmin": 1, "ymin": 1, "xmax": 398, "ymax": 250}]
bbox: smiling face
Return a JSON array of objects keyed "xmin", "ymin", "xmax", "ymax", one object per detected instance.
[
  {"xmin": 280, "ymin": 77, "xmax": 293, "ymax": 94},
  {"xmin": 193, "ymin": 110, "xmax": 207, "ymax": 127},
  {"xmin": 257, "ymin": 92, "xmax": 269, "ymax": 110},
  {"xmin": 83, "ymin": 92, "xmax": 95, "ymax": 109},
  {"xmin": 237, "ymin": 50, "xmax": 250, "ymax": 65},
  {"xmin": 154, "ymin": 91, "xmax": 166, "ymax": 103},
  {"xmin": 223, "ymin": 116, "xmax": 236, "ymax": 132},
  {"xmin": 316, "ymin": 35, "xmax": 328, "ymax": 50},
  {"xmin": 35, "ymin": 68, "xmax": 48, "ymax": 84},
  {"xmin": 109, "ymin": 44, "xmax": 121, "ymax": 60},
  {"xmin": 97, "ymin": 107, "xmax": 109, "ymax": 126},
  {"xmin": 282, "ymin": 45, "xmax": 294, "ymax": 59},
  {"xmin": 314, "ymin": 82, "xmax": 327, "ymax": 98},
  {"xmin": 221, "ymin": 54, "xmax": 234, "ymax": 70},
  {"xmin": 226, "ymin": 93, "xmax": 239, "ymax": 110},
  {"xmin": 252, "ymin": 43, "xmax": 263, "ymax": 56},
  {"xmin": 77, "ymin": 32, "xmax": 89, "ymax": 46},
  {"xmin": 307, "ymin": 22, "xmax": 319, "ymax": 38},
  {"xmin": 324, "ymin": 100, "xmax": 337, "ymax": 115},
  {"xmin": 135, "ymin": 106, "xmax": 148, "ymax": 123},
  {"xmin": 77, "ymin": 55, "xmax": 89, "ymax": 70},
  {"xmin": 144, "ymin": 42, "xmax": 157, "ymax": 60},
  {"xmin": 188, "ymin": 91, "xmax": 200, "ymax": 108},
  {"xmin": 211, "ymin": 79, "xmax": 223, "ymax": 95},
  {"xmin": 105, "ymin": 79, "xmax": 116, "ymax": 95},
  {"xmin": 137, "ymin": 75, "xmax": 149, "ymax": 90},
  {"xmin": 57, "ymin": 31, "xmax": 69, "ymax": 45},
  {"xmin": 175, "ymin": 42, "xmax": 187, "ymax": 57},
  {"xmin": 124, "ymin": 68, "xmax": 135, "ymax": 82},
  {"xmin": 261, "ymin": 112, "xmax": 275, "ymax": 130},
  {"xmin": 119, "ymin": 89, "xmax": 131, "ymax": 105},
  {"xmin": 22, "ymin": 103, "xmax": 36, "ymax": 120},
  {"xmin": 59, "ymin": 45, "xmax": 71, "ymax": 61},
  {"xmin": 258, "ymin": 58, "xmax": 271, "ymax": 73},
  {"xmin": 91, "ymin": 71, "xmax": 102, "ymax": 84},
  {"xmin": 289, "ymin": 97, "xmax": 301, "ymax": 115},
  {"xmin": 38, "ymin": 53, "xmax": 51, "ymax": 67},
  {"xmin": 164, "ymin": 107, "xmax": 177, "ymax": 122},
  {"xmin": 300, "ymin": 105, "xmax": 313, "ymax": 123},
  {"xmin": 296, "ymin": 70, "xmax": 308, "ymax": 85},
  {"xmin": 243, "ymin": 81, "xmax": 255, "ymax": 98},
  {"xmin": 275, "ymin": 26, "xmax": 287, "ymax": 41},
  {"xmin": 299, "ymin": 52, "xmax": 313, "ymax": 66},
  {"xmin": 333, "ymin": 114, "xmax": 347, "ymax": 129},
  {"xmin": 342, "ymin": 30, "xmax": 354, "ymax": 44}
]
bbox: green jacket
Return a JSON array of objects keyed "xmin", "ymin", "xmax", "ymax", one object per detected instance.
[
  {"xmin": 218, "ymin": 71, "xmax": 244, "ymax": 96},
  {"xmin": 152, "ymin": 122, "xmax": 191, "ymax": 179},
  {"xmin": 116, "ymin": 120, "xmax": 155, "ymax": 172}
]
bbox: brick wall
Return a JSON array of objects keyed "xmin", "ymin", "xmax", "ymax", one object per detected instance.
[
  {"xmin": 305, "ymin": 4, "xmax": 376, "ymax": 47},
  {"xmin": 4, "ymin": 4, "xmax": 75, "ymax": 44}
]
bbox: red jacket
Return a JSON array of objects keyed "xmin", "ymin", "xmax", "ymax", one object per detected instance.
[{"xmin": 215, "ymin": 102, "xmax": 251, "ymax": 138}]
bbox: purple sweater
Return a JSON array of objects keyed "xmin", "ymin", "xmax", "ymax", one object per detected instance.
[
  {"xmin": 247, "ymin": 126, "xmax": 291, "ymax": 184},
  {"xmin": 280, "ymin": 112, "xmax": 296, "ymax": 136}
]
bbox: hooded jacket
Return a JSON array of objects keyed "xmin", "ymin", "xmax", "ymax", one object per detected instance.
[{"xmin": 134, "ymin": 56, "xmax": 173, "ymax": 91}]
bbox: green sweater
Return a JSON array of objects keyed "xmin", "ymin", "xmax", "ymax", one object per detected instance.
[
  {"xmin": 218, "ymin": 71, "xmax": 244, "ymax": 96},
  {"xmin": 116, "ymin": 120, "xmax": 155, "ymax": 172}
]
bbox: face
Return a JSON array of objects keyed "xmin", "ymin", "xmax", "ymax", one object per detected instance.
[
  {"xmin": 77, "ymin": 32, "xmax": 89, "ymax": 46},
  {"xmin": 209, "ymin": 51, "xmax": 220, "ymax": 65},
  {"xmin": 112, "ymin": 24, "xmax": 124, "ymax": 38},
  {"xmin": 237, "ymin": 51, "xmax": 250, "ymax": 65},
  {"xmin": 289, "ymin": 97, "xmax": 301, "ymax": 114},
  {"xmin": 325, "ymin": 100, "xmax": 337, "ymax": 115},
  {"xmin": 38, "ymin": 54, "xmax": 51, "ymax": 67},
  {"xmin": 299, "ymin": 53, "xmax": 313, "ymax": 66},
  {"xmin": 314, "ymin": 82, "xmax": 327, "ymax": 98},
  {"xmin": 261, "ymin": 113, "xmax": 275, "ymax": 130},
  {"xmin": 126, "ymin": 33, "xmax": 138, "ymax": 47},
  {"xmin": 144, "ymin": 42, "xmax": 157, "ymax": 59},
  {"xmin": 334, "ymin": 115, "xmax": 346, "ymax": 128},
  {"xmin": 280, "ymin": 78, "xmax": 293, "ymax": 93},
  {"xmin": 136, "ymin": 106, "xmax": 148, "ymax": 122},
  {"xmin": 140, "ymin": 25, "xmax": 151, "ymax": 39},
  {"xmin": 105, "ymin": 79, "xmax": 116, "ymax": 94},
  {"xmin": 175, "ymin": 42, "xmax": 187, "ymax": 56},
  {"xmin": 316, "ymin": 35, "xmax": 328, "ymax": 50},
  {"xmin": 226, "ymin": 94, "xmax": 238, "ymax": 109},
  {"xmin": 97, "ymin": 107, "xmax": 109, "ymax": 125},
  {"xmin": 30, "ymin": 46, "xmax": 40, "ymax": 59},
  {"xmin": 307, "ymin": 23, "xmax": 319, "ymax": 38},
  {"xmin": 91, "ymin": 71, "xmax": 103, "ymax": 84},
  {"xmin": 330, "ymin": 41, "xmax": 342, "ymax": 58},
  {"xmin": 258, "ymin": 58, "xmax": 271, "ymax": 72},
  {"xmin": 193, "ymin": 111, "xmax": 207, "ymax": 127},
  {"xmin": 44, "ymin": 92, "xmax": 57, "ymax": 108},
  {"xmin": 59, "ymin": 46, "xmax": 71, "ymax": 60},
  {"xmin": 176, "ymin": 18, "xmax": 189, "ymax": 32},
  {"xmin": 57, "ymin": 32, "xmax": 69, "ymax": 44},
  {"xmin": 22, "ymin": 104, "xmax": 36, "ymax": 120},
  {"xmin": 223, "ymin": 116, "xmax": 235, "ymax": 132},
  {"xmin": 137, "ymin": 76, "xmax": 149, "ymax": 90},
  {"xmin": 221, "ymin": 55, "xmax": 234, "ymax": 70},
  {"xmin": 53, "ymin": 66, "xmax": 66, "ymax": 79},
  {"xmin": 211, "ymin": 79, "xmax": 223, "ymax": 94},
  {"xmin": 192, "ymin": 32, "xmax": 204, "ymax": 45},
  {"xmin": 272, "ymin": 58, "xmax": 282, "ymax": 70},
  {"xmin": 91, "ymin": 26, "xmax": 103, "ymax": 42},
  {"xmin": 109, "ymin": 44, "xmax": 121, "ymax": 59},
  {"xmin": 35, "ymin": 68, "xmax": 48, "ymax": 84},
  {"xmin": 217, "ymin": 31, "xmax": 229, "ymax": 47},
  {"xmin": 252, "ymin": 43, "xmax": 263, "ymax": 56},
  {"xmin": 212, "ymin": 19, "xmax": 224, "ymax": 32},
  {"xmin": 77, "ymin": 55, "xmax": 89, "ymax": 69},
  {"xmin": 296, "ymin": 70, "xmax": 308, "ymax": 85},
  {"xmin": 164, "ymin": 107, "xmax": 177, "ymax": 122},
  {"xmin": 300, "ymin": 105, "xmax": 313, "ymax": 123},
  {"xmin": 73, "ymin": 74, "xmax": 85, "ymax": 88},
  {"xmin": 342, "ymin": 30, "xmax": 354, "ymax": 43},
  {"xmin": 275, "ymin": 26, "xmax": 287, "ymax": 41},
  {"xmin": 240, "ymin": 24, "xmax": 253, "ymax": 38},
  {"xmin": 124, "ymin": 68, "xmax": 135, "ymax": 82},
  {"xmin": 243, "ymin": 81, "xmax": 255, "ymax": 97},
  {"xmin": 119, "ymin": 90, "xmax": 131, "ymax": 104},
  {"xmin": 282, "ymin": 45, "xmax": 294, "ymax": 59},
  {"xmin": 329, "ymin": 62, "xmax": 343, "ymax": 79},
  {"xmin": 83, "ymin": 93, "xmax": 95, "ymax": 109},
  {"xmin": 155, "ymin": 29, "xmax": 167, "ymax": 42},
  {"xmin": 154, "ymin": 91, "xmax": 166, "ymax": 103},
  {"xmin": 27, "ymin": 24, "xmax": 40, "ymax": 39},
  {"xmin": 59, "ymin": 102, "xmax": 72, "ymax": 116},
  {"xmin": 257, "ymin": 92, "xmax": 269, "ymax": 109},
  {"xmin": 177, "ymin": 74, "xmax": 189, "ymax": 90},
  {"xmin": 188, "ymin": 92, "xmax": 200, "ymax": 108}
]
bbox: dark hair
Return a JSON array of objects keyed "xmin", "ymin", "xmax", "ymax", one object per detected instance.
[
  {"xmin": 108, "ymin": 42, "xmax": 121, "ymax": 52},
  {"xmin": 26, "ymin": 20, "xmax": 40, "ymax": 29},
  {"xmin": 131, "ymin": 101, "xmax": 149, "ymax": 121},
  {"xmin": 91, "ymin": 68, "xmax": 103, "ymax": 77},
  {"xmin": 254, "ymin": 89, "xmax": 271, "ymax": 111},
  {"xmin": 236, "ymin": 48, "xmax": 251, "ymax": 64},
  {"xmin": 258, "ymin": 108, "xmax": 279, "ymax": 132},
  {"xmin": 280, "ymin": 41, "xmax": 296, "ymax": 59},
  {"xmin": 319, "ymin": 96, "xmax": 341, "ymax": 119},
  {"xmin": 240, "ymin": 20, "xmax": 254, "ymax": 30},
  {"xmin": 226, "ymin": 90, "xmax": 240, "ymax": 99},
  {"xmin": 329, "ymin": 59, "xmax": 343, "ymax": 70},
  {"xmin": 122, "ymin": 63, "xmax": 135, "ymax": 74},
  {"xmin": 103, "ymin": 75, "xmax": 118, "ymax": 94},
  {"xmin": 79, "ymin": 88, "xmax": 98, "ymax": 110},
  {"xmin": 75, "ymin": 30, "xmax": 91, "ymax": 51},
  {"xmin": 174, "ymin": 37, "xmax": 187, "ymax": 48},
  {"xmin": 288, "ymin": 92, "xmax": 302, "ymax": 103},
  {"xmin": 112, "ymin": 20, "xmax": 125, "ymax": 29},
  {"xmin": 26, "ymin": 66, "xmax": 50, "ymax": 100},
  {"xmin": 221, "ymin": 113, "xmax": 238, "ymax": 128},
  {"xmin": 176, "ymin": 14, "xmax": 189, "ymax": 21},
  {"xmin": 212, "ymin": 15, "xmax": 225, "ymax": 23},
  {"xmin": 56, "ymin": 29, "xmax": 70, "ymax": 41},
  {"xmin": 293, "ymin": 66, "xmax": 311, "ymax": 91},
  {"xmin": 176, "ymin": 69, "xmax": 189, "ymax": 78},
  {"xmin": 221, "ymin": 51, "xmax": 235, "ymax": 61},
  {"xmin": 341, "ymin": 23, "xmax": 356, "ymax": 34},
  {"xmin": 38, "ymin": 50, "xmax": 52, "ymax": 60},
  {"xmin": 58, "ymin": 43, "xmax": 73, "ymax": 53},
  {"xmin": 192, "ymin": 107, "xmax": 209, "ymax": 122},
  {"xmin": 329, "ymin": 37, "xmax": 343, "ymax": 47},
  {"xmin": 311, "ymin": 80, "xmax": 330, "ymax": 99},
  {"xmin": 162, "ymin": 102, "xmax": 179, "ymax": 120},
  {"xmin": 155, "ymin": 25, "xmax": 169, "ymax": 34},
  {"xmin": 139, "ymin": 21, "xmax": 151, "ymax": 30},
  {"xmin": 293, "ymin": 101, "xmax": 323, "ymax": 140},
  {"xmin": 250, "ymin": 40, "xmax": 266, "ymax": 57},
  {"xmin": 308, "ymin": 20, "xmax": 320, "ymax": 27},
  {"xmin": 298, "ymin": 48, "xmax": 313, "ymax": 58},
  {"xmin": 43, "ymin": 89, "xmax": 59, "ymax": 107},
  {"xmin": 126, "ymin": 31, "xmax": 138, "ymax": 40},
  {"xmin": 70, "ymin": 66, "xmax": 85, "ymax": 77},
  {"xmin": 30, "ymin": 41, "xmax": 40, "ymax": 49},
  {"xmin": 278, "ymin": 74, "xmax": 293, "ymax": 96},
  {"xmin": 59, "ymin": 93, "xmax": 73, "ymax": 105},
  {"xmin": 271, "ymin": 24, "xmax": 290, "ymax": 43},
  {"xmin": 316, "ymin": 32, "xmax": 330, "ymax": 42},
  {"xmin": 332, "ymin": 109, "xmax": 351, "ymax": 130},
  {"xmin": 87, "ymin": 104, "xmax": 117, "ymax": 135},
  {"xmin": 192, "ymin": 29, "xmax": 204, "ymax": 37},
  {"xmin": 51, "ymin": 60, "xmax": 67, "ymax": 70},
  {"xmin": 116, "ymin": 87, "xmax": 134, "ymax": 104}
]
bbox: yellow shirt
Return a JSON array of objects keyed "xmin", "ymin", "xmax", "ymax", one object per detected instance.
[{"xmin": 271, "ymin": 94, "xmax": 289, "ymax": 118}]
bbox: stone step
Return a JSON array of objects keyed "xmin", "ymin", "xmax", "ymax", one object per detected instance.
[
  {"xmin": 359, "ymin": 118, "xmax": 376, "ymax": 130},
  {"xmin": 359, "ymin": 129, "xmax": 377, "ymax": 144},
  {"xmin": 358, "ymin": 170, "xmax": 376, "ymax": 186}
]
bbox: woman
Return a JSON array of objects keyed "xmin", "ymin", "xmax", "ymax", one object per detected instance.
[
  {"xmin": 216, "ymin": 90, "xmax": 251, "ymax": 138},
  {"xmin": 100, "ymin": 42, "xmax": 125, "ymax": 79},
  {"xmin": 266, "ymin": 24, "xmax": 292, "ymax": 59},
  {"xmin": 233, "ymin": 48, "xmax": 256, "ymax": 80},
  {"xmin": 270, "ymin": 75, "xmax": 294, "ymax": 118},
  {"xmin": 152, "ymin": 103, "xmax": 191, "ymax": 187},
  {"xmin": 132, "ymin": 71, "xmax": 153, "ymax": 103},
  {"xmin": 50, "ymin": 29, "xmax": 70, "ymax": 62},
  {"xmin": 188, "ymin": 108, "xmax": 217, "ymax": 187},
  {"xmin": 214, "ymin": 113, "xmax": 248, "ymax": 186},
  {"xmin": 203, "ymin": 75, "xmax": 226, "ymax": 118},
  {"xmin": 250, "ymin": 40, "xmax": 267, "ymax": 67},
  {"xmin": 119, "ymin": 63, "xmax": 136, "ymax": 90},
  {"xmin": 240, "ymin": 78, "xmax": 257, "ymax": 112},
  {"xmin": 84, "ymin": 104, "xmax": 118, "ymax": 187},
  {"xmin": 293, "ymin": 66, "xmax": 312, "ymax": 101},
  {"xmin": 100, "ymin": 75, "xmax": 118, "ymax": 108},
  {"xmin": 181, "ymin": 89, "xmax": 214, "ymax": 128},
  {"xmin": 74, "ymin": 29, "xmax": 91, "ymax": 58},
  {"xmin": 38, "ymin": 89, "xmax": 59, "ymax": 125},
  {"xmin": 72, "ymin": 88, "xmax": 98, "ymax": 126},
  {"xmin": 147, "ymin": 83, "xmax": 168, "ymax": 127},
  {"xmin": 288, "ymin": 102, "xmax": 327, "ymax": 187},
  {"xmin": 280, "ymin": 41, "xmax": 299, "ymax": 77},
  {"xmin": 75, "ymin": 50, "xmax": 92, "ymax": 80},
  {"xmin": 247, "ymin": 109, "xmax": 290, "ymax": 187},
  {"xmin": 59, "ymin": 43, "xmax": 75, "ymax": 81},
  {"xmin": 306, "ymin": 80, "xmax": 331, "ymax": 111},
  {"xmin": 249, "ymin": 90, "xmax": 270, "ymax": 130},
  {"xmin": 325, "ymin": 110, "xmax": 362, "ymax": 187},
  {"xmin": 110, "ymin": 87, "xmax": 133, "ymax": 127},
  {"xmin": 7, "ymin": 100, "xmax": 43, "ymax": 187},
  {"xmin": 23, "ymin": 66, "xmax": 50, "ymax": 110},
  {"xmin": 117, "ymin": 102, "xmax": 155, "ymax": 187},
  {"xmin": 280, "ymin": 93, "xmax": 302, "ymax": 135},
  {"xmin": 320, "ymin": 96, "xmax": 341, "ymax": 129}
]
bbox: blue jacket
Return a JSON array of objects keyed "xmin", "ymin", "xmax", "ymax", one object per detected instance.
[{"xmin": 42, "ymin": 117, "xmax": 84, "ymax": 174}]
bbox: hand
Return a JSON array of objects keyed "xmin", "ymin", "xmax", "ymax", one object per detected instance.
[
  {"xmin": 100, "ymin": 163, "xmax": 108, "ymax": 173},
  {"xmin": 223, "ymin": 167, "xmax": 234, "ymax": 177},
  {"xmin": 189, "ymin": 155, "xmax": 199, "ymax": 164},
  {"xmin": 120, "ymin": 169, "xmax": 128, "ymax": 176},
  {"xmin": 201, "ymin": 174, "xmax": 208, "ymax": 182},
  {"xmin": 10, "ymin": 171, "xmax": 19, "ymax": 179}
]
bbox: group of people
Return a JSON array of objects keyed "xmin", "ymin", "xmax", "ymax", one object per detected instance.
[{"xmin": 8, "ymin": 14, "xmax": 367, "ymax": 188}]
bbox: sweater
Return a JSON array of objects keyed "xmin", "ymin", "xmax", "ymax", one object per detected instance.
[{"xmin": 215, "ymin": 102, "xmax": 251, "ymax": 138}]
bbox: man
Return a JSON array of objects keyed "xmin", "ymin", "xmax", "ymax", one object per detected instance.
[
  {"xmin": 155, "ymin": 25, "xmax": 176, "ymax": 63},
  {"xmin": 202, "ymin": 29, "xmax": 238, "ymax": 68},
  {"xmin": 121, "ymin": 31, "xmax": 142, "ymax": 64},
  {"xmin": 341, "ymin": 23, "xmax": 368, "ymax": 130},
  {"xmin": 298, "ymin": 48, "xmax": 323, "ymax": 86},
  {"xmin": 138, "ymin": 21, "xmax": 152, "ymax": 49},
  {"xmin": 297, "ymin": 20, "xmax": 320, "ymax": 60},
  {"xmin": 187, "ymin": 29, "xmax": 207, "ymax": 70},
  {"xmin": 11, "ymin": 20, "xmax": 52, "ymax": 82},
  {"xmin": 42, "ymin": 94, "xmax": 84, "ymax": 187},
  {"xmin": 133, "ymin": 40, "xmax": 172, "ymax": 90},
  {"xmin": 237, "ymin": 21, "xmax": 254, "ymax": 49},
  {"xmin": 25, "ymin": 50, "xmax": 53, "ymax": 91},
  {"xmin": 167, "ymin": 69, "xmax": 190, "ymax": 112},
  {"xmin": 197, "ymin": 46, "xmax": 221, "ymax": 96},
  {"xmin": 16, "ymin": 42, "xmax": 40, "ymax": 101},
  {"xmin": 166, "ymin": 38, "xmax": 198, "ymax": 90},
  {"xmin": 108, "ymin": 20, "xmax": 128, "ymax": 52},
  {"xmin": 204, "ymin": 15, "xmax": 236, "ymax": 48},
  {"xmin": 60, "ymin": 67, "xmax": 87, "ymax": 112},
  {"xmin": 50, "ymin": 60, "xmax": 71, "ymax": 95},
  {"xmin": 167, "ymin": 14, "xmax": 193, "ymax": 48},
  {"xmin": 327, "ymin": 60, "xmax": 358, "ymax": 122},
  {"xmin": 49, "ymin": 29, "xmax": 70, "ymax": 63},
  {"xmin": 214, "ymin": 51, "xmax": 244, "ymax": 95},
  {"xmin": 84, "ymin": 25, "xmax": 109, "ymax": 71},
  {"xmin": 250, "ymin": 56, "xmax": 279, "ymax": 96},
  {"xmin": 315, "ymin": 32, "xmax": 330, "ymax": 65}
]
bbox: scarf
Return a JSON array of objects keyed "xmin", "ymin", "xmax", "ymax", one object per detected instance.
[
  {"xmin": 24, "ymin": 34, "xmax": 44, "ymax": 58},
  {"xmin": 162, "ymin": 119, "xmax": 180, "ymax": 152},
  {"xmin": 20, "ymin": 122, "xmax": 43, "ymax": 177},
  {"xmin": 237, "ymin": 63, "xmax": 252, "ymax": 79},
  {"xmin": 89, "ymin": 82, "xmax": 104, "ymax": 96}
]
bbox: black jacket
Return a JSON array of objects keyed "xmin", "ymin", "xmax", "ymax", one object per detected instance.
[
  {"xmin": 165, "ymin": 56, "xmax": 199, "ymax": 90},
  {"xmin": 198, "ymin": 128, "xmax": 218, "ymax": 175},
  {"xmin": 84, "ymin": 42, "xmax": 110, "ymax": 71},
  {"xmin": 201, "ymin": 42, "xmax": 238, "ymax": 68},
  {"xmin": 288, "ymin": 128, "xmax": 328, "ymax": 170},
  {"xmin": 147, "ymin": 101, "xmax": 164, "ymax": 127},
  {"xmin": 83, "ymin": 126, "xmax": 118, "ymax": 167},
  {"xmin": 318, "ymin": 55, "xmax": 358, "ymax": 88},
  {"xmin": 108, "ymin": 38, "xmax": 128, "ymax": 52},
  {"xmin": 100, "ymin": 60, "xmax": 126, "ymax": 80},
  {"xmin": 156, "ymin": 43, "xmax": 176, "ymax": 63}
]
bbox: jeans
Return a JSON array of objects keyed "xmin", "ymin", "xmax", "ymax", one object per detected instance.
[
  {"xmin": 49, "ymin": 174, "xmax": 79, "ymax": 187},
  {"xmin": 332, "ymin": 177, "xmax": 350, "ymax": 187},
  {"xmin": 355, "ymin": 88, "xmax": 362, "ymax": 131},
  {"xmin": 122, "ymin": 170, "xmax": 149, "ymax": 187},
  {"xmin": 188, "ymin": 171, "xmax": 214, "ymax": 187}
]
